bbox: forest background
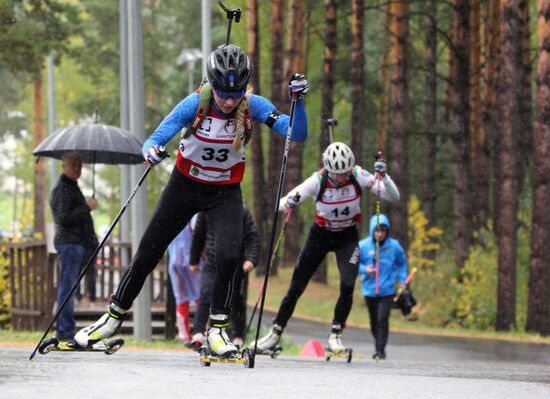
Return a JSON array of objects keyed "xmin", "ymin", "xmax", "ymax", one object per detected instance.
[{"xmin": 1, "ymin": 0, "xmax": 549, "ymax": 337}]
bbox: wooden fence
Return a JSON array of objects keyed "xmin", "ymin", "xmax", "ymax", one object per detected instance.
[
  {"xmin": 5, "ymin": 240, "xmax": 170, "ymax": 332},
  {"xmin": 6, "ymin": 239, "xmax": 55, "ymax": 331}
]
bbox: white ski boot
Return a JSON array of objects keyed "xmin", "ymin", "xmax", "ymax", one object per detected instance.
[
  {"xmin": 254, "ymin": 324, "xmax": 283, "ymax": 354},
  {"xmin": 207, "ymin": 314, "xmax": 238, "ymax": 357},
  {"xmin": 74, "ymin": 304, "xmax": 126, "ymax": 348},
  {"xmin": 326, "ymin": 324, "xmax": 347, "ymax": 353}
]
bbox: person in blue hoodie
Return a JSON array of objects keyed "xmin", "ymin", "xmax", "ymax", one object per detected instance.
[{"xmin": 359, "ymin": 213, "xmax": 407, "ymax": 360}]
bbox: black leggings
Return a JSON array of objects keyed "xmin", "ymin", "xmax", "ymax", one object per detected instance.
[
  {"xmin": 113, "ymin": 169, "xmax": 243, "ymax": 315},
  {"xmin": 365, "ymin": 295, "xmax": 393, "ymax": 354},
  {"xmin": 274, "ymin": 223, "xmax": 360, "ymax": 328}
]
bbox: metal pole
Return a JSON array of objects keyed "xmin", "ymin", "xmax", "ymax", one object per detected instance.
[
  {"xmin": 128, "ymin": 0, "xmax": 151, "ymax": 341},
  {"xmin": 188, "ymin": 60, "xmax": 195, "ymax": 93},
  {"xmin": 202, "ymin": 0, "xmax": 211, "ymax": 78},
  {"xmin": 119, "ymin": 0, "xmax": 131, "ymax": 266}
]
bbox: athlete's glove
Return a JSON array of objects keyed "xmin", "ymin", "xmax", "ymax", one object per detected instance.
[
  {"xmin": 288, "ymin": 73, "xmax": 309, "ymax": 99},
  {"xmin": 144, "ymin": 145, "xmax": 168, "ymax": 166},
  {"xmin": 374, "ymin": 158, "xmax": 387, "ymax": 176},
  {"xmin": 285, "ymin": 193, "xmax": 301, "ymax": 210}
]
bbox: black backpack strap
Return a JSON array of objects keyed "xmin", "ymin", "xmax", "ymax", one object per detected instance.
[{"xmin": 316, "ymin": 169, "xmax": 329, "ymax": 202}]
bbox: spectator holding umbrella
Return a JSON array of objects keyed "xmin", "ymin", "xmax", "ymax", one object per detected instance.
[{"xmin": 49, "ymin": 152, "xmax": 98, "ymax": 340}]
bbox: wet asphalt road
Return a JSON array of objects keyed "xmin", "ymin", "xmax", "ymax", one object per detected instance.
[{"xmin": 2, "ymin": 317, "xmax": 550, "ymax": 399}]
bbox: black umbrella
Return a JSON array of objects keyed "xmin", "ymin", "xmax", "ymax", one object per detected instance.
[{"xmin": 33, "ymin": 123, "xmax": 144, "ymax": 196}]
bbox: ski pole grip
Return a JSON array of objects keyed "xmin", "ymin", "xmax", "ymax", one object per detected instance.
[{"xmin": 157, "ymin": 146, "xmax": 169, "ymax": 159}]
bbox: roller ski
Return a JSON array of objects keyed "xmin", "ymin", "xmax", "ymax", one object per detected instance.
[
  {"xmin": 38, "ymin": 337, "xmax": 124, "ymax": 355},
  {"xmin": 198, "ymin": 345, "xmax": 254, "ymax": 368},
  {"xmin": 254, "ymin": 344, "xmax": 283, "ymax": 358},
  {"xmin": 252, "ymin": 324, "xmax": 283, "ymax": 358},
  {"xmin": 324, "ymin": 325, "xmax": 352, "ymax": 363},
  {"xmin": 198, "ymin": 315, "xmax": 254, "ymax": 368}
]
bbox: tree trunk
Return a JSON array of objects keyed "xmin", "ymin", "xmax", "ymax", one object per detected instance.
[
  {"xmin": 516, "ymin": 0, "xmax": 533, "ymax": 194},
  {"xmin": 422, "ymin": 0, "xmax": 437, "ymax": 226},
  {"xmin": 33, "ymin": 75, "xmax": 46, "ymax": 235},
  {"xmin": 247, "ymin": 0, "xmax": 269, "ymax": 273},
  {"xmin": 526, "ymin": 0, "xmax": 550, "ymax": 336},
  {"xmin": 351, "ymin": 0, "xmax": 365, "ymax": 165},
  {"xmin": 449, "ymin": 0, "xmax": 472, "ymax": 269},
  {"xmin": 479, "ymin": 0, "xmax": 499, "ymax": 228},
  {"xmin": 495, "ymin": 0, "xmax": 523, "ymax": 331},
  {"xmin": 388, "ymin": 0, "xmax": 410, "ymax": 250},
  {"xmin": 282, "ymin": 0, "xmax": 305, "ymax": 269},
  {"xmin": 267, "ymin": 0, "xmax": 286, "ymax": 214},
  {"xmin": 263, "ymin": 0, "xmax": 286, "ymax": 277},
  {"xmin": 470, "ymin": 0, "xmax": 483, "ymax": 230},
  {"xmin": 320, "ymin": 0, "xmax": 337, "ymax": 156},
  {"xmin": 376, "ymin": 7, "xmax": 391, "ymax": 157}
]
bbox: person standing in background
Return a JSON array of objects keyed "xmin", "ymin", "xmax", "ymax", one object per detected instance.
[
  {"xmin": 50, "ymin": 152, "xmax": 98, "ymax": 340},
  {"xmin": 167, "ymin": 215, "xmax": 202, "ymax": 344},
  {"xmin": 189, "ymin": 205, "xmax": 259, "ymax": 349}
]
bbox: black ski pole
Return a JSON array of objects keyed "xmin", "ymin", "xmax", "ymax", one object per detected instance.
[
  {"xmin": 252, "ymin": 94, "xmax": 299, "ymax": 360},
  {"xmin": 29, "ymin": 157, "xmax": 163, "ymax": 360},
  {"xmin": 244, "ymin": 209, "xmax": 292, "ymax": 339}
]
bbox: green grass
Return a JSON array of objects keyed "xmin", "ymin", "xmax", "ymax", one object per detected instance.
[
  {"xmin": 2, "ymin": 253, "xmax": 550, "ymax": 352},
  {"xmin": 248, "ymin": 255, "xmax": 550, "ymax": 346}
]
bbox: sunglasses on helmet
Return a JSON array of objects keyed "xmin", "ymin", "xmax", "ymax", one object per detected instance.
[{"xmin": 213, "ymin": 87, "xmax": 246, "ymax": 100}]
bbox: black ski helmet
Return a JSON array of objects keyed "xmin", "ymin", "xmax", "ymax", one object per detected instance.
[{"xmin": 206, "ymin": 44, "xmax": 251, "ymax": 91}]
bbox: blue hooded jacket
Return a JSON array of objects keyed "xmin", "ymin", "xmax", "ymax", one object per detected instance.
[{"xmin": 358, "ymin": 214, "xmax": 408, "ymax": 297}]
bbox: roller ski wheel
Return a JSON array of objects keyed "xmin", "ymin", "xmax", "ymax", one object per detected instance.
[
  {"xmin": 199, "ymin": 347, "xmax": 211, "ymax": 367},
  {"xmin": 198, "ymin": 345, "xmax": 252, "ymax": 368},
  {"xmin": 38, "ymin": 337, "xmax": 124, "ymax": 355},
  {"xmin": 325, "ymin": 347, "xmax": 353, "ymax": 363},
  {"xmin": 254, "ymin": 345, "xmax": 283, "ymax": 359},
  {"xmin": 105, "ymin": 338, "xmax": 125, "ymax": 355},
  {"xmin": 38, "ymin": 337, "xmax": 60, "ymax": 354},
  {"xmin": 242, "ymin": 347, "xmax": 254, "ymax": 369}
]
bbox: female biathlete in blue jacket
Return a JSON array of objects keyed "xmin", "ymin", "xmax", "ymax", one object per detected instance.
[
  {"xmin": 75, "ymin": 44, "xmax": 309, "ymax": 357},
  {"xmin": 254, "ymin": 142, "xmax": 400, "ymax": 354}
]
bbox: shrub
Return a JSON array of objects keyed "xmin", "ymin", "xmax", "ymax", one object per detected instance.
[{"xmin": 0, "ymin": 239, "xmax": 11, "ymax": 327}]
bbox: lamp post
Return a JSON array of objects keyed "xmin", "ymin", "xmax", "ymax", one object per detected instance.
[{"xmin": 177, "ymin": 48, "xmax": 203, "ymax": 92}]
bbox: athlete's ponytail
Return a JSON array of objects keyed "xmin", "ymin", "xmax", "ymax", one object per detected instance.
[{"xmin": 232, "ymin": 90, "xmax": 252, "ymax": 151}]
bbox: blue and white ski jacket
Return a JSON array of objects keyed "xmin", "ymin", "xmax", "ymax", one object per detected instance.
[
  {"xmin": 143, "ymin": 92, "xmax": 307, "ymax": 185},
  {"xmin": 358, "ymin": 214, "xmax": 408, "ymax": 297}
]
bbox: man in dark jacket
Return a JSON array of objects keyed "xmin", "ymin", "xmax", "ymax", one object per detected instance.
[
  {"xmin": 50, "ymin": 152, "xmax": 98, "ymax": 340},
  {"xmin": 189, "ymin": 205, "xmax": 259, "ymax": 349}
]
